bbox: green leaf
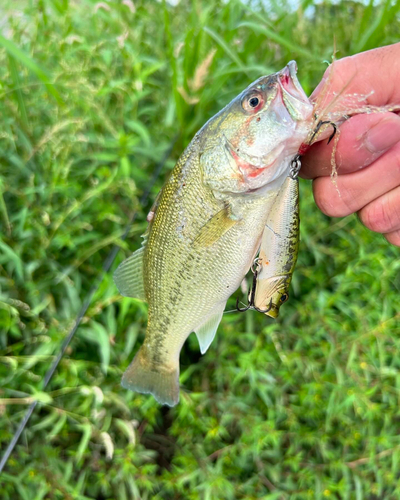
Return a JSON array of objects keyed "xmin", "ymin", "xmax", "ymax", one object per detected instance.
[
  {"xmin": 32, "ymin": 391, "xmax": 53, "ymax": 404},
  {"xmin": 237, "ymin": 21, "xmax": 315, "ymax": 59},
  {"xmin": 203, "ymin": 27, "xmax": 244, "ymax": 69},
  {"xmin": 0, "ymin": 34, "xmax": 64, "ymax": 104},
  {"xmin": 75, "ymin": 424, "xmax": 92, "ymax": 464}
]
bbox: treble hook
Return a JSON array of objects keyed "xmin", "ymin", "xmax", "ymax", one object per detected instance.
[
  {"xmin": 236, "ymin": 259, "xmax": 274, "ymax": 314},
  {"xmin": 253, "ymin": 297, "xmax": 273, "ymax": 314},
  {"xmin": 236, "ymin": 266, "xmax": 258, "ymax": 312},
  {"xmin": 310, "ymin": 120, "xmax": 338, "ymax": 146}
]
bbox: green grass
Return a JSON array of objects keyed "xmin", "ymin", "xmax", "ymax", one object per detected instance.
[{"xmin": 0, "ymin": 0, "xmax": 400, "ymax": 498}]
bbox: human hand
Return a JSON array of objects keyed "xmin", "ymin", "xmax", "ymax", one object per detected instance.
[{"xmin": 301, "ymin": 43, "xmax": 400, "ymax": 246}]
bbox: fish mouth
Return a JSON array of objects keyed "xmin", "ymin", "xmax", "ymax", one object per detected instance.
[
  {"xmin": 279, "ymin": 61, "xmax": 309, "ymax": 103},
  {"xmin": 278, "ymin": 61, "xmax": 313, "ymax": 120}
]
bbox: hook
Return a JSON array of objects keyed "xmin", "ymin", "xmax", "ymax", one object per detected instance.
[
  {"xmin": 236, "ymin": 296, "xmax": 251, "ymax": 312},
  {"xmin": 309, "ymin": 120, "xmax": 338, "ymax": 146},
  {"xmin": 236, "ymin": 260, "xmax": 274, "ymax": 314},
  {"xmin": 253, "ymin": 298, "xmax": 273, "ymax": 314},
  {"xmin": 326, "ymin": 122, "xmax": 338, "ymax": 144}
]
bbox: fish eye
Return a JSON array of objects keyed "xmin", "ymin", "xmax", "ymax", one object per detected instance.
[
  {"xmin": 242, "ymin": 92, "xmax": 264, "ymax": 113},
  {"xmin": 280, "ymin": 293, "xmax": 289, "ymax": 303},
  {"xmin": 249, "ymin": 97, "xmax": 259, "ymax": 107}
]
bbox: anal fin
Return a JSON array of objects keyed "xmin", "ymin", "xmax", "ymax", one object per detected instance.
[{"xmin": 194, "ymin": 303, "xmax": 226, "ymax": 354}]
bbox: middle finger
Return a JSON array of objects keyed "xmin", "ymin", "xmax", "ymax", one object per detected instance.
[{"xmin": 312, "ymin": 141, "xmax": 400, "ymax": 218}]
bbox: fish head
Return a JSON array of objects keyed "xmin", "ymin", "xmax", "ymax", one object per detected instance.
[
  {"xmin": 253, "ymin": 275, "xmax": 291, "ymax": 318},
  {"xmin": 201, "ymin": 61, "xmax": 314, "ymax": 193}
]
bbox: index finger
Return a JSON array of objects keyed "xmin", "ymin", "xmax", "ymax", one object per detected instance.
[{"xmin": 300, "ymin": 112, "xmax": 400, "ymax": 179}]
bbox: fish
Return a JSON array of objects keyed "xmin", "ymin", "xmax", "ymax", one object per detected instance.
[
  {"xmin": 114, "ymin": 61, "xmax": 314, "ymax": 406},
  {"xmin": 252, "ymin": 170, "xmax": 300, "ymax": 318}
]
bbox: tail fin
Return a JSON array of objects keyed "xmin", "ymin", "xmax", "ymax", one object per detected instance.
[{"xmin": 121, "ymin": 347, "xmax": 180, "ymax": 407}]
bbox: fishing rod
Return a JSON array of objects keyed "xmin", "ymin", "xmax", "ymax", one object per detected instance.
[{"xmin": 0, "ymin": 136, "xmax": 178, "ymax": 474}]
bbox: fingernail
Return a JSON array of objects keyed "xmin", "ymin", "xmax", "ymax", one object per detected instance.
[{"xmin": 364, "ymin": 117, "xmax": 400, "ymax": 153}]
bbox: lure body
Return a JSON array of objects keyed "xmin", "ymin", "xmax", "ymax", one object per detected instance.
[{"xmin": 253, "ymin": 174, "xmax": 300, "ymax": 318}]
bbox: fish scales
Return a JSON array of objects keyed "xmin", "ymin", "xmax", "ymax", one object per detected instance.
[{"xmin": 145, "ymin": 138, "xmax": 278, "ymax": 359}]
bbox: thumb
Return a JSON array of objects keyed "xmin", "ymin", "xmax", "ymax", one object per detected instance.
[{"xmin": 310, "ymin": 42, "xmax": 400, "ymax": 108}]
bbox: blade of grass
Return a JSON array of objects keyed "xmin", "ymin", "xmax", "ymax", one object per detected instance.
[
  {"xmin": 0, "ymin": 179, "xmax": 11, "ymax": 236},
  {"xmin": 237, "ymin": 21, "xmax": 315, "ymax": 60},
  {"xmin": 354, "ymin": 0, "xmax": 395, "ymax": 53},
  {"xmin": 203, "ymin": 27, "xmax": 245, "ymax": 70},
  {"xmin": 8, "ymin": 55, "xmax": 29, "ymax": 130},
  {"xmin": 163, "ymin": 0, "xmax": 184, "ymax": 127},
  {"xmin": 0, "ymin": 34, "xmax": 64, "ymax": 105}
]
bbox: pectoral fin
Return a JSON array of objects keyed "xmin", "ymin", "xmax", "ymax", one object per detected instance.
[
  {"xmin": 113, "ymin": 247, "xmax": 146, "ymax": 300},
  {"xmin": 194, "ymin": 303, "xmax": 226, "ymax": 354},
  {"xmin": 194, "ymin": 205, "xmax": 238, "ymax": 247}
]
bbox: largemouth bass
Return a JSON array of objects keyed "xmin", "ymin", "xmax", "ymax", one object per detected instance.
[
  {"xmin": 114, "ymin": 61, "xmax": 313, "ymax": 406},
  {"xmin": 253, "ymin": 169, "xmax": 300, "ymax": 318}
]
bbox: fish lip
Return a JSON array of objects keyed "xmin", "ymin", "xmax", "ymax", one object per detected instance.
[{"xmin": 278, "ymin": 60, "xmax": 309, "ymax": 105}]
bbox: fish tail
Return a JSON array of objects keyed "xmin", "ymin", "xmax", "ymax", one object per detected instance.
[{"xmin": 121, "ymin": 346, "xmax": 180, "ymax": 407}]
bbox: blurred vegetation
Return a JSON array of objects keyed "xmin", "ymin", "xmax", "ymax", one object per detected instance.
[{"xmin": 0, "ymin": 0, "xmax": 399, "ymax": 498}]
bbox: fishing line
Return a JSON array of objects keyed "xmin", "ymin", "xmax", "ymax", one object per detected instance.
[
  {"xmin": 223, "ymin": 308, "xmax": 241, "ymax": 314},
  {"xmin": 0, "ymin": 136, "xmax": 178, "ymax": 474}
]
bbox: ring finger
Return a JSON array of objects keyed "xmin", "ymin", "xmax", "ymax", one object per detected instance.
[{"xmin": 312, "ymin": 141, "xmax": 400, "ymax": 218}]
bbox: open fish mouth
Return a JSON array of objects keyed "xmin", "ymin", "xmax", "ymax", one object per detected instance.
[
  {"xmin": 278, "ymin": 61, "xmax": 309, "ymax": 104},
  {"xmin": 278, "ymin": 61, "xmax": 313, "ymax": 121}
]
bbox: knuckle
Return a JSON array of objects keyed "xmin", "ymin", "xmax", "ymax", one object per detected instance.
[
  {"xmin": 360, "ymin": 190, "xmax": 400, "ymax": 233},
  {"xmin": 385, "ymin": 230, "xmax": 400, "ymax": 247},
  {"xmin": 313, "ymin": 185, "xmax": 337, "ymax": 216},
  {"xmin": 314, "ymin": 181, "xmax": 357, "ymax": 217},
  {"xmin": 360, "ymin": 201, "xmax": 390, "ymax": 233}
]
